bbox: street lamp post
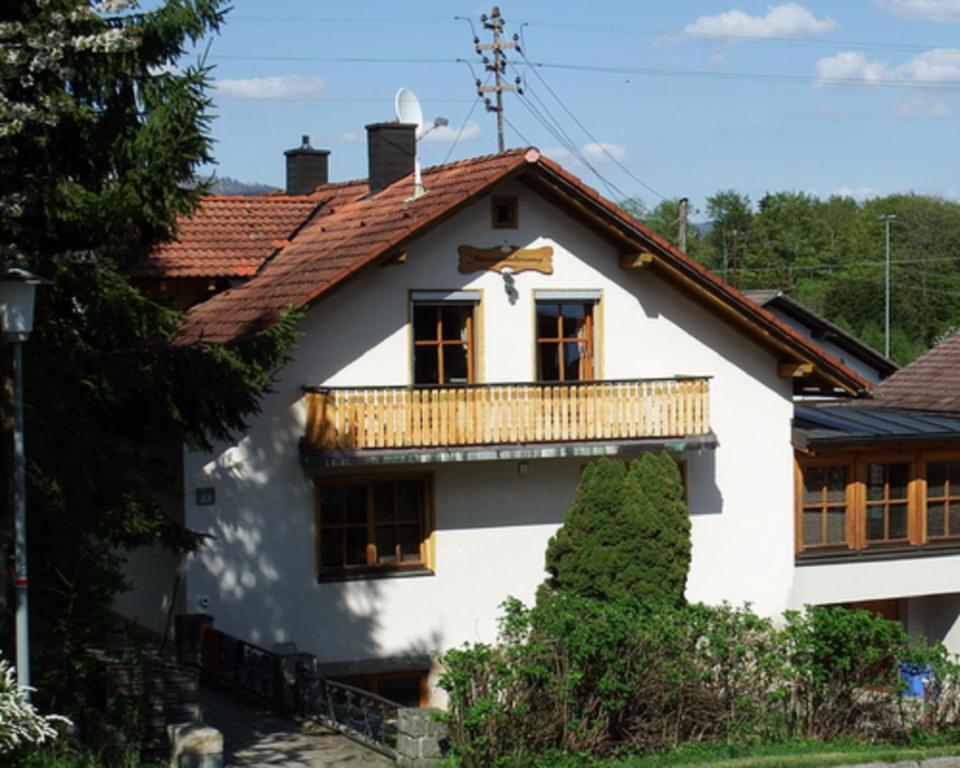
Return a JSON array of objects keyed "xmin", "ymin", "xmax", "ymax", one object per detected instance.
[{"xmin": 0, "ymin": 268, "xmax": 48, "ymax": 694}]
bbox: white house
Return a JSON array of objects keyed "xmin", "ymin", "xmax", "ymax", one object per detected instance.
[{"xmin": 117, "ymin": 124, "xmax": 960, "ymax": 706}]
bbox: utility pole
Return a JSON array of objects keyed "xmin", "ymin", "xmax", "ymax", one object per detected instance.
[
  {"xmin": 878, "ymin": 214, "xmax": 896, "ymax": 359},
  {"xmin": 677, "ymin": 197, "xmax": 689, "ymax": 253},
  {"xmin": 476, "ymin": 7, "xmax": 518, "ymax": 153}
]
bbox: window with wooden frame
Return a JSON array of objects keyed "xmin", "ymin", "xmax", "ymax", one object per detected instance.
[
  {"xmin": 315, "ymin": 476, "xmax": 433, "ymax": 578},
  {"xmin": 412, "ymin": 295, "xmax": 477, "ymax": 385},
  {"xmin": 925, "ymin": 458, "xmax": 960, "ymax": 540},
  {"xmin": 336, "ymin": 670, "xmax": 429, "ymax": 708},
  {"xmin": 491, "ymin": 195, "xmax": 518, "ymax": 229},
  {"xmin": 536, "ymin": 300, "xmax": 595, "ymax": 382},
  {"xmin": 864, "ymin": 462, "xmax": 910, "ymax": 544},
  {"xmin": 800, "ymin": 464, "xmax": 850, "ymax": 548}
]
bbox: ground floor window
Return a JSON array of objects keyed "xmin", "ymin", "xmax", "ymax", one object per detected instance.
[
  {"xmin": 336, "ymin": 670, "xmax": 429, "ymax": 708},
  {"xmin": 796, "ymin": 453, "xmax": 960, "ymax": 554},
  {"xmin": 314, "ymin": 475, "xmax": 433, "ymax": 579}
]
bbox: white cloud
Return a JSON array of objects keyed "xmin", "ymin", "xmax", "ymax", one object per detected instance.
[
  {"xmin": 829, "ymin": 186, "xmax": 883, "ymax": 200},
  {"xmin": 707, "ymin": 51, "xmax": 727, "ymax": 65},
  {"xmin": 877, "ymin": 0, "xmax": 960, "ymax": 23},
  {"xmin": 215, "ymin": 75, "xmax": 327, "ymax": 101},
  {"xmin": 814, "ymin": 46, "xmax": 960, "ymax": 85},
  {"xmin": 420, "ymin": 120, "xmax": 482, "ymax": 145},
  {"xmin": 340, "ymin": 131, "xmax": 362, "ymax": 143},
  {"xmin": 683, "ymin": 3, "xmax": 836, "ymax": 40},
  {"xmin": 893, "ymin": 95, "xmax": 952, "ymax": 117}
]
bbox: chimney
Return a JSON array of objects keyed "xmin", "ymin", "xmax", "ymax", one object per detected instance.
[
  {"xmin": 365, "ymin": 122, "xmax": 416, "ymax": 194},
  {"xmin": 284, "ymin": 135, "xmax": 329, "ymax": 194}
]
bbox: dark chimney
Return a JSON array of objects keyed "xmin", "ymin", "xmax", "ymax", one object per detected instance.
[
  {"xmin": 366, "ymin": 122, "xmax": 416, "ymax": 194},
  {"xmin": 284, "ymin": 135, "xmax": 329, "ymax": 194}
]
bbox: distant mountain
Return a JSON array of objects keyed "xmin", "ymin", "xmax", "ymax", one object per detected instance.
[{"xmin": 207, "ymin": 176, "xmax": 279, "ymax": 196}]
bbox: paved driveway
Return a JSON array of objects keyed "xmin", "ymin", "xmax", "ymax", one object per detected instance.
[{"xmin": 200, "ymin": 687, "xmax": 393, "ymax": 767}]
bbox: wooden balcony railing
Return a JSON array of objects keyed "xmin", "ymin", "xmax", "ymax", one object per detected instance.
[{"xmin": 303, "ymin": 377, "xmax": 710, "ymax": 452}]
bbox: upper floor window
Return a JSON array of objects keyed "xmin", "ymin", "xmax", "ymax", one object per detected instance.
[
  {"xmin": 491, "ymin": 196, "xmax": 518, "ymax": 229},
  {"xmin": 865, "ymin": 462, "xmax": 909, "ymax": 544},
  {"xmin": 536, "ymin": 299, "xmax": 596, "ymax": 382},
  {"xmin": 412, "ymin": 291, "xmax": 478, "ymax": 385},
  {"xmin": 926, "ymin": 459, "xmax": 960, "ymax": 540},
  {"xmin": 801, "ymin": 464, "xmax": 849, "ymax": 548}
]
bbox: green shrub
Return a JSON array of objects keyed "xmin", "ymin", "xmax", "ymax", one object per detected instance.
[
  {"xmin": 439, "ymin": 600, "xmax": 960, "ymax": 767},
  {"xmin": 544, "ymin": 455, "xmax": 690, "ymax": 605}
]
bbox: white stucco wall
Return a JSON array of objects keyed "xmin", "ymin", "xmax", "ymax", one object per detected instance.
[{"xmin": 181, "ymin": 182, "xmax": 796, "ymax": 665}]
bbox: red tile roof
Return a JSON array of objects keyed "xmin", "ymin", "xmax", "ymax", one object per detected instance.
[
  {"xmin": 869, "ymin": 330, "xmax": 960, "ymax": 411},
  {"xmin": 166, "ymin": 148, "xmax": 869, "ymax": 395},
  {"xmin": 136, "ymin": 195, "xmax": 324, "ymax": 278}
]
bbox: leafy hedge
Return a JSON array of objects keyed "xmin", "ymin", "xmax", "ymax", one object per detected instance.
[{"xmin": 439, "ymin": 597, "xmax": 960, "ymax": 768}]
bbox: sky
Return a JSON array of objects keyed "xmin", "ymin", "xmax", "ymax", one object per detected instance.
[{"xmin": 185, "ymin": 0, "xmax": 960, "ymax": 216}]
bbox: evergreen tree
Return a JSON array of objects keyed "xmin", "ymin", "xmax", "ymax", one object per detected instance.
[
  {"xmin": 0, "ymin": 0, "xmax": 298, "ymax": 701},
  {"xmin": 544, "ymin": 454, "xmax": 690, "ymax": 605}
]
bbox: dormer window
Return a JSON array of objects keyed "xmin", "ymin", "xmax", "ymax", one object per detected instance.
[{"xmin": 491, "ymin": 196, "xmax": 518, "ymax": 229}]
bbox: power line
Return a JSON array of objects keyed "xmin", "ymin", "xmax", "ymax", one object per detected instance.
[
  {"xmin": 502, "ymin": 114, "xmax": 534, "ymax": 147},
  {"xmin": 444, "ymin": 86, "xmax": 487, "ymax": 164}
]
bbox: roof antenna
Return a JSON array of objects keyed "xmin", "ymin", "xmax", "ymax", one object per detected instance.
[{"xmin": 395, "ymin": 87, "xmax": 447, "ymax": 200}]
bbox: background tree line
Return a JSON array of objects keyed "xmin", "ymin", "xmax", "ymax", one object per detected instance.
[{"xmin": 627, "ymin": 192, "xmax": 960, "ymax": 365}]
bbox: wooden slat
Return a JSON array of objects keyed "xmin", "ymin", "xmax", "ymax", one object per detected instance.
[{"xmin": 303, "ymin": 378, "xmax": 711, "ymax": 450}]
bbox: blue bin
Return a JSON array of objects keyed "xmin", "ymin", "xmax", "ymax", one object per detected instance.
[{"xmin": 899, "ymin": 662, "xmax": 933, "ymax": 699}]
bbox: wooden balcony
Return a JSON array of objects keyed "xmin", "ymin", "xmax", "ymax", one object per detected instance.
[{"xmin": 302, "ymin": 378, "xmax": 710, "ymax": 460}]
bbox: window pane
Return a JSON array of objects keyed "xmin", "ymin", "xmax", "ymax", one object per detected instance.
[
  {"xmin": 320, "ymin": 486, "xmax": 345, "ymax": 525},
  {"xmin": 950, "ymin": 504, "xmax": 960, "ymax": 537},
  {"xmin": 888, "ymin": 464, "xmax": 909, "ymax": 500},
  {"xmin": 398, "ymin": 524, "xmax": 422, "ymax": 562},
  {"xmin": 536, "ymin": 303, "xmax": 559, "ymax": 338},
  {"xmin": 538, "ymin": 342, "xmax": 560, "ymax": 381},
  {"xmin": 827, "ymin": 467, "xmax": 847, "ymax": 503},
  {"xmin": 373, "ymin": 483, "xmax": 395, "ymax": 524},
  {"xmin": 561, "ymin": 303, "xmax": 588, "ymax": 338},
  {"xmin": 397, "ymin": 481, "xmax": 421, "ymax": 521},
  {"xmin": 413, "ymin": 305, "xmax": 437, "ymax": 341},
  {"xmin": 563, "ymin": 342, "xmax": 586, "ymax": 382},
  {"xmin": 414, "ymin": 346, "xmax": 439, "ymax": 385},
  {"xmin": 929, "ymin": 462, "xmax": 947, "ymax": 498},
  {"xmin": 345, "ymin": 527, "xmax": 368, "ymax": 565},
  {"xmin": 375, "ymin": 526, "xmax": 398, "ymax": 565},
  {"xmin": 950, "ymin": 461, "xmax": 960, "ymax": 491},
  {"xmin": 866, "ymin": 465, "xmax": 885, "ymax": 501},
  {"xmin": 889, "ymin": 504, "xmax": 908, "ymax": 539},
  {"xmin": 866, "ymin": 505, "xmax": 885, "ymax": 541},
  {"xmin": 345, "ymin": 485, "xmax": 367, "ymax": 525},
  {"xmin": 827, "ymin": 508, "xmax": 846, "ymax": 544},
  {"xmin": 443, "ymin": 344, "xmax": 469, "ymax": 383},
  {"xmin": 803, "ymin": 467, "xmax": 826, "ymax": 505},
  {"xmin": 441, "ymin": 305, "xmax": 470, "ymax": 340},
  {"xmin": 802, "ymin": 510, "xmax": 822, "ymax": 546},
  {"xmin": 320, "ymin": 531, "xmax": 342, "ymax": 568},
  {"xmin": 928, "ymin": 502, "xmax": 946, "ymax": 537}
]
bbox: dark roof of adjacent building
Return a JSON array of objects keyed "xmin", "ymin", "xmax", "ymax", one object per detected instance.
[
  {"xmin": 869, "ymin": 329, "xmax": 960, "ymax": 412},
  {"xmin": 152, "ymin": 147, "xmax": 871, "ymax": 395},
  {"xmin": 794, "ymin": 402, "xmax": 960, "ymax": 448},
  {"xmin": 743, "ymin": 289, "xmax": 897, "ymax": 379}
]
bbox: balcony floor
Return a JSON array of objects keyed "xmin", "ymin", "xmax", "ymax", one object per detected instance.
[{"xmin": 300, "ymin": 432, "xmax": 718, "ymax": 468}]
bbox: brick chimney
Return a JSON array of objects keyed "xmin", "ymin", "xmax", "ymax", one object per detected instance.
[
  {"xmin": 284, "ymin": 135, "xmax": 329, "ymax": 194},
  {"xmin": 365, "ymin": 122, "xmax": 416, "ymax": 195}
]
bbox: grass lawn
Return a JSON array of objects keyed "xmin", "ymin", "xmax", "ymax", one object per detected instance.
[{"xmin": 614, "ymin": 739, "xmax": 960, "ymax": 768}]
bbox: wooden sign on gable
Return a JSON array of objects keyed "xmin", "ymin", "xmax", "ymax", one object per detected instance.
[{"xmin": 458, "ymin": 245, "xmax": 554, "ymax": 274}]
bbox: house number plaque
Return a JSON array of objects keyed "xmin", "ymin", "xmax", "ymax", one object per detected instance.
[{"xmin": 457, "ymin": 245, "xmax": 554, "ymax": 275}]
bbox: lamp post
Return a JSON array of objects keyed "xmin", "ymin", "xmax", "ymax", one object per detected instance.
[{"xmin": 0, "ymin": 268, "xmax": 48, "ymax": 694}]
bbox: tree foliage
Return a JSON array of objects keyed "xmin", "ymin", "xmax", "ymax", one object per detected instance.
[
  {"xmin": 0, "ymin": 0, "xmax": 298, "ymax": 702},
  {"xmin": 543, "ymin": 455, "xmax": 690, "ymax": 605}
]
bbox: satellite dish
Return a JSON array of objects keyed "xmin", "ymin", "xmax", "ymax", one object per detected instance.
[{"xmin": 395, "ymin": 87, "xmax": 425, "ymax": 134}]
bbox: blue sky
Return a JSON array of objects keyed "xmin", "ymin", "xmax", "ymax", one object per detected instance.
[{"xmin": 190, "ymin": 1, "xmax": 960, "ymax": 215}]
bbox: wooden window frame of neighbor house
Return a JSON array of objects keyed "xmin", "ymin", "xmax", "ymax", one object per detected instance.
[
  {"xmin": 411, "ymin": 293, "xmax": 479, "ymax": 386},
  {"xmin": 535, "ymin": 299, "xmax": 596, "ymax": 383},
  {"xmin": 314, "ymin": 474, "xmax": 435, "ymax": 580},
  {"xmin": 795, "ymin": 450, "xmax": 960, "ymax": 555},
  {"xmin": 336, "ymin": 670, "xmax": 430, "ymax": 708}
]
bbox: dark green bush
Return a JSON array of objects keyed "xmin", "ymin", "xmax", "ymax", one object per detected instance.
[
  {"xmin": 439, "ymin": 599, "xmax": 960, "ymax": 768},
  {"xmin": 544, "ymin": 455, "xmax": 690, "ymax": 605}
]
